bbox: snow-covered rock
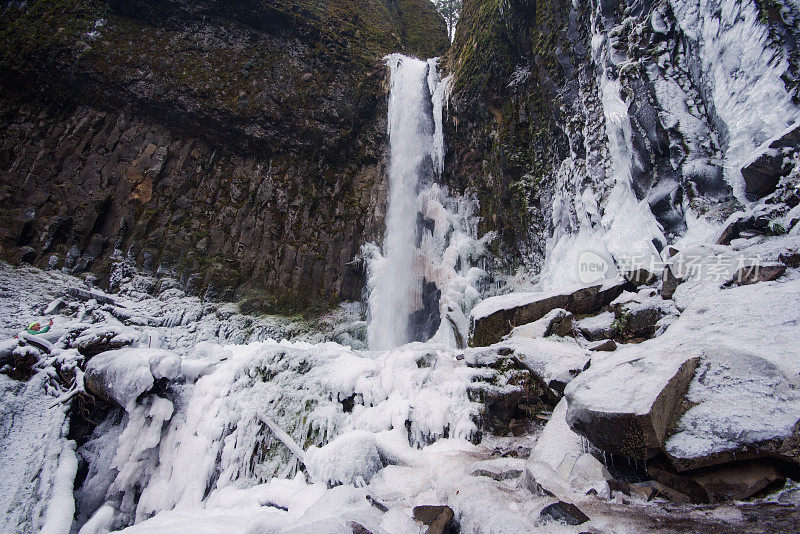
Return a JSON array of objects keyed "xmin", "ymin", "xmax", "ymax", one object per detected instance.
[
  {"xmin": 84, "ymin": 348, "xmax": 180, "ymax": 407},
  {"xmin": 468, "ymin": 279, "xmax": 629, "ymax": 346},
  {"xmin": 576, "ymin": 311, "xmax": 616, "ymax": 341},
  {"xmin": 741, "ymin": 120, "xmax": 800, "ymax": 197},
  {"xmin": 507, "ymin": 308, "xmax": 572, "ymax": 339},
  {"xmin": 306, "ymin": 431, "xmax": 384, "ymax": 487},
  {"xmin": 565, "ymin": 347, "xmax": 700, "ymax": 459}
]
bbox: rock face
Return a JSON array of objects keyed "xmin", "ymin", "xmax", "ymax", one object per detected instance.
[
  {"xmin": 741, "ymin": 121, "xmax": 800, "ymax": 197},
  {"xmin": 0, "ymin": 0, "xmax": 448, "ymax": 311}
]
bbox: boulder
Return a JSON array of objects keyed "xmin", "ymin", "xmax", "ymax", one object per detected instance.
[
  {"xmin": 576, "ymin": 311, "xmax": 616, "ymax": 341},
  {"xmin": 611, "ymin": 291, "xmax": 674, "ymax": 339},
  {"xmin": 469, "ymin": 279, "xmax": 629, "ymax": 346},
  {"xmin": 412, "ymin": 505, "xmax": 455, "ymax": 534},
  {"xmin": 647, "ymin": 460, "xmax": 786, "ymax": 503},
  {"xmin": 503, "ymin": 338, "xmax": 592, "ymax": 396},
  {"xmin": 741, "ymin": 121, "xmax": 800, "ymax": 197},
  {"xmin": 664, "ymin": 349, "xmax": 800, "ymax": 472},
  {"xmin": 723, "ymin": 262, "xmax": 786, "ymax": 286},
  {"xmin": 538, "ymin": 501, "xmax": 589, "ymax": 526},
  {"xmin": 565, "ymin": 349, "xmax": 700, "ymax": 459},
  {"xmin": 588, "ymin": 339, "xmax": 616, "ymax": 352}
]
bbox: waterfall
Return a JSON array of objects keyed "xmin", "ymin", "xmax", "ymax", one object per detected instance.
[
  {"xmin": 365, "ymin": 55, "xmax": 488, "ymax": 350},
  {"xmin": 366, "ymin": 55, "xmax": 437, "ymax": 350}
]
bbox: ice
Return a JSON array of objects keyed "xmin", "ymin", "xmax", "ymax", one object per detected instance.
[
  {"xmin": 0, "ymin": 373, "xmax": 72, "ymax": 533},
  {"xmin": 528, "ymin": 399, "xmax": 585, "ymax": 484},
  {"xmin": 40, "ymin": 440, "xmax": 78, "ymax": 534},
  {"xmin": 669, "ymin": 0, "xmax": 800, "ymax": 201},
  {"xmin": 84, "ymin": 348, "xmax": 180, "ymax": 408},
  {"xmin": 306, "ymin": 430, "xmax": 384, "ymax": 487}
]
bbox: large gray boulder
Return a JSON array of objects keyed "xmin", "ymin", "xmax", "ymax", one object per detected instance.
[
  {"xmin": 564, "ymin": 348, "xmax": 699, "ymax": 459},
  {"xmin": 741, "ymin": 121, "xmax": 800, "ymax": 197},
  {"xmin": 469, "ymin": 279, "xmax": 629, "ymax": 346}
]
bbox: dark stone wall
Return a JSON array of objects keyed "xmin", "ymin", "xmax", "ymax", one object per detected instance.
[{"xmin": 0, "ymin": 0, "xmax": 449, "ymax": 312}]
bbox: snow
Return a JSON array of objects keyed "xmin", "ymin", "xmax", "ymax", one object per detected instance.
[
  {"xmin": 0, "ymin": 373, "xmax": 72, "ymax": 533},
  {"xmin": 306, "ymin": 430, "xmax": 384, "ymax": 487},
  {"xmin": 508, "ymin": 308, "xmax": 569, "ymax": 339},
  {"xmin": 40, "ymin": 440, "xmax": 79, "ymax": 534},
  {"xmin": 499, "ymin": 338, "xmax": 591, "ymax": 387},
  {"xmin": 564, "ymin": 345, "xmax": 695, "ymax": 415},
  {"xmin": 85, "ymin": 348, "xmax": 180, "ymax": 408}
]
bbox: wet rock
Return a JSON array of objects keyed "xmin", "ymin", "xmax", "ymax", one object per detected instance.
[
  {"xmin": 469, "ymin": 458, "xmax": 526, "ymax": 481},
  {"xmin": 565, "ymin": 350, "xmax": 700, "ymax": 459},
  {"xmin": 723, "ymin": 262, "xmax": 786, "ymax": 286},
  {"xmin": 634, "ymin": 480, "xmax": 691, "ymax": 503},
  {"xmin": 470, "ymin": 279, "xmax": 629, "ymax": 346},
  {"xmin": 741, "ymin": 121, "xmax": 800, "ymax": 198},
  {"xmin": 588, "ymin": 339, "xmax": 616, "ymax": 352},
  {"xmin": 538, "ymin": 501, "xmax": 589, "ymax": 526},
  {"xmin": 413, "ymin": 505, "xmax": 455, "ymax": 534},
  {"xmin": 648, "ymin": 460, "xmax": 786, "ymax": 503}
]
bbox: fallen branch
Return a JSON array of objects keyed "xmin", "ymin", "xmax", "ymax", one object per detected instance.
[{"xmin": 260, "ymin": 414, "xmax": 306, "ymax": 463}]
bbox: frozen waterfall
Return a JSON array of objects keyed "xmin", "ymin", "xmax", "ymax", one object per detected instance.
[
  {"xmin": 366, "ymin": 55, "xmax": 433, "ymax": 350},
  {"xmin": 366, "ymin": 55, "xmax": 485, "ymax": 350}
]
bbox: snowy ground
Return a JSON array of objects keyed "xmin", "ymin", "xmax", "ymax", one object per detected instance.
[{"xmin": 1, "ymin": 241, "xmax": 799, "ymax": 533}]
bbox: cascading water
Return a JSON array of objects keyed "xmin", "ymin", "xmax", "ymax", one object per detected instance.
[
  {"xmin": 366, "ymin": 55, "xmax": 439, "ymax": 351},
  {"xmin": 365, "ymin": 55, "xmax": 489, "ymax": 350}
]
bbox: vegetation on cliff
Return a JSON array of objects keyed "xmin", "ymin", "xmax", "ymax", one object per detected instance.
[{"xmin": 444, "ymin": 0, "xmax": 572, "ymax": 271}]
